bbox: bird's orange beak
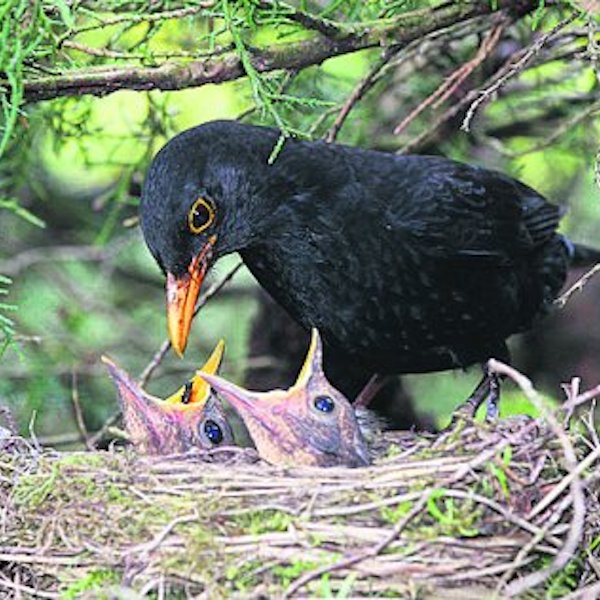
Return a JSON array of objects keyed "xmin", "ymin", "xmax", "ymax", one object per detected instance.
[{"xmin": 166, "ymin": 236, "xmax": 216, "ymax": 357}]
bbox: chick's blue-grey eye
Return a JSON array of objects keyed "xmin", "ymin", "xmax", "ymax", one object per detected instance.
[
  {"xmin": 203, "ymin": 419, "xmax": 224, "ymax": 444},
  {"xmin": 314, "ymin": 395, "xmax": 335, "ymax": 413}
]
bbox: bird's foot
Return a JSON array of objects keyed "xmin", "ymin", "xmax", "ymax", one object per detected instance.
[
  {"xmin": 448, "ymin": 364, "xmax": 501, "ymax": 426},
  {"xmin": 451, "ymin": 373, "xmax": 492, "ymax": 422}
]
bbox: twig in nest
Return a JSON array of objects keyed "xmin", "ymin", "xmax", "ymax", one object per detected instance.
[
  {"xmin": 71, "ymin": 371, "xmax": 92, "ymax": 450},
  {"xmin": 87, "ymin": 412, "xmax": 121, "ymax": 450},
  {"xmin": 461, "ymin": 15, "xmax": 577, "ymax": 132},
  {"xmin": 0, "ymin": 404, "xmax": 17, "ymax": 435},
  {"xmin": 28, "ymin": 410, "xmax": 42, "ymax": 453},
  {"xmin": 394, "ymin": 21, "xmax": 506, "ymax": 136},
  {"xmin": 562, "ymin": 377, "xmax": 600, "ymax": 425},
  {"xmin": 561, "ymin": 581, "xmax": 600, "ymax": 600},
  {"xmin": 527, "ymin": 446, "xmax": 600, "ymax": 521},
  {"xmin": 126, "ymin": 511, "xmax": 199, "ymax": 556},
  {"xmin": 0, "ymin": 573, "xmax": 59, "ymax": 599},
  {"xmin": 555, "ymin": 263, "xmax": 600, "ymax": 308},
  {"xmin": 485, "ymin": 360, "xmax": 587, "ymax": 597},
  {"xmin": 283, "ymin": 493, "xmax": 431, "ymax": 598}
]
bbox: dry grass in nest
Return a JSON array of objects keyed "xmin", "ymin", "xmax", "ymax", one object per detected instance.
[{"xmin": 1, "ymin": 375, "xmax": 599, "ymax": 599}]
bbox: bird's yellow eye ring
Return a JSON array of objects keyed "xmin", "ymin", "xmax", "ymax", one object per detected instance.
[{"xmin": 188, "ymin": 197, "xmax": 215, "ymax": 234}]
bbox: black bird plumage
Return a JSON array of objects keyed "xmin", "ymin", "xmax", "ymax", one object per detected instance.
[{"xmin": 140, "ymin": 120, "xmax": 598, "ymax": 380}]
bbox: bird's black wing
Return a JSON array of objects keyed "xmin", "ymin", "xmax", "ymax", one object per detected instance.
[{"xmin": 375, "ymin": 156, "xmax": 562, "ymax": 266}]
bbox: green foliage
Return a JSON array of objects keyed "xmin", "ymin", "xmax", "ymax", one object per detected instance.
[
  {"xmin": 541, "ymin": 556, "xmax": 582, "ymax": 596},
  {"xmin": 271, "ymin": 559, "xmax": 321, "ymax": 586},
  {"xmin": 318, "ymin": 572, "xmax": 358, "ymax": 599},
  {"xmin": 232, "ymin": 508, "xmax": 292, "ymax": 535},
  {"xmin": 0, "ymin": 197, "xmax": 45, "ymax": 228},
  {"xmin": 0, "ymin": 1, "xmax": 55, "ymax": 158},
  {"xmin": 0, "ymin": 196, "xmax": 45, "ymax": 359},
  {"xmin": 425, "ymin": 489, "xmax": 480, "ymax": 537},
  {"xmin": 0, "ymin": 275, "xmax": 16, "ymax": 358},
  {"xmin": 61, "ymin": 569, "xmax": 121, "ymax": 600},
  {"xmin": 380, "ymin": 499, "xmax": 413, "ymax": 523}
]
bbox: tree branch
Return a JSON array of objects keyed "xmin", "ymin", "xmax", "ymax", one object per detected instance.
[{"xmin": 19, "ymin": 1, "xmax": 540, "ymax": 103}]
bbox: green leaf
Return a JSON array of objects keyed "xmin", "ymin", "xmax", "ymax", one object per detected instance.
[
  {"xmin": 531, "ymin": 0, "xmax": 546, "ymax": 29},
  {"xmin": 48, "ymin": 0, "xmax": 75, "ymax": 28},
  {"xmin": 0, "ymin": 197, "xmax": 45, "ymax": 228},
  {"xmin": 427, "ymin": 488, "xmax": 451, "ymax": 522},
  {"xmin": 335, "ymin": 573, "xmax": 357, "ymax": 598}
]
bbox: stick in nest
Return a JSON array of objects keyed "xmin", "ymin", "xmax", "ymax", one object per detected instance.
[{"xmin": 485, "ymin": 359, "xmax": 586, "ymax": 597}]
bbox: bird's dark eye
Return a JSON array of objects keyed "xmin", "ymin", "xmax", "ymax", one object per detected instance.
[
  {"xmin": 188, "ymin": 197, "xmax": 215, "ymax": 234},
  {"xmin": 203, "ymin": 419, "xmax": 224, "ymax": 445},
  {"xmin": 313, "ymin": 395, "xmax": 335, "ymax": 413}
]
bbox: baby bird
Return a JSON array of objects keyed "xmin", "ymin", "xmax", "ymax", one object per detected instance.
[
  {"xmin": 202, "ymin": 330, "xmax": 370, "ymax": 468},
  {"xmin": 102, "ymin": 341, "xmax": 235, "ymax": 454}
]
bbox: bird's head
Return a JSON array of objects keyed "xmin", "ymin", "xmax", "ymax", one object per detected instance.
[
  {"xmin": 201, "ymin": 329, "xmax": 370, "ymax": 468},
  {"xmin": 102, "ymin": 341, "xmax": 234, "ymax": 454},
  {"xmin": 140, "ymin": 120, "xmax": 283, "ymax": 356}
]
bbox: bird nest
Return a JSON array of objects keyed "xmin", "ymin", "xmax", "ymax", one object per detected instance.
[{"xmin": 1, "ymin": 398, "xmax": 599, "ymax": 599}]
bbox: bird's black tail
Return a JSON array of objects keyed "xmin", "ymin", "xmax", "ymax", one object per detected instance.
[{"xmin": 564, "ymin": 237, "xmax": 600, "ymax": 267}]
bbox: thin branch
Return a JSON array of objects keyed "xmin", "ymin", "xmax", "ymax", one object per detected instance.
[
  {"xmin": 321, "ymin": 13, "xmax": 502, "ymax": 142},
  {"xmin": 17, "ymin": 2, "xmax": 539, "ymax": 103},
  {"xmin": 256, "ymin": 0, "xmax": 343, "ymax": 38},
  {"xmin": 561, "ymin": 582, "xmax": 600, "ymax": 600},
  {"xmin": 393, "ymin": 20, "xmax": 506, "ymax": 136},
  {"xmin": 283, "ymin": 493, "xmax": 431, "ymax": 597},
  {"xmin": 57, "ymin": 4, "xmax": 215, "ymax": 41},
  {"xmin": 400, "ymin": 15, "xmax": 582, "ymax": 154},
  {"xmin": 461, "ymin": 14, "xmax": 577, "ymax": 132},
  {"xmin": 70, "ymin": 371, "xmax": 92, "ymax": 450},
  {"xmin": 324, "ymin": 47, "xmax": 399, "ymax": 143},
  {"xmin": 486, "ymin": 360, "xmax": 587, "ymax": 597},
  {"xmin": 563, "ymin": 381, "xmax": 600, "ymax": 415},
  {"xmin": 479, "ymin": 98, "xmax": 600, "ymax": 158},
  {"xmin": 62, "ymin": 40, "xmax": 234, "ymax": 61},
  {"xmin": 555, "ymin": 263, "xmax": 600, "ymax": 308},
  {"xmin": 87, "ymin": 412, "xmax": 121, "ymax": 449},
  {"xmin": 0, "ymin": 240, "xmax": 131, "ymax": 278}
]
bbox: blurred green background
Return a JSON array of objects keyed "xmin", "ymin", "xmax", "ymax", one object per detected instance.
[{"xmin": 1, "ymin": 0, "xmax": 599, "ymax": 444}]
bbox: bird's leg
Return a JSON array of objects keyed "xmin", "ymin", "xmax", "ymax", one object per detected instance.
[
  {"xmin": 353, "ymin": 374, "xmax": 391, "ymax": 408},
  {"xmin": 450, "ymin": 362, "xmax": 502, "ymax": 423},
  {"xmin": 452, "ymin": 371, "xmax": 492, "ymax": 420},
  {"xmin": 485, "ymin": 370, "xmax": 501, "ymax": 421}
]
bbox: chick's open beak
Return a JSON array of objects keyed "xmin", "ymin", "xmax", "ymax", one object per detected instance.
[
  {"xmin": 166, "ymin": 236, "xmax": 216, "ymax": 357},
  {"xmin": 200, "ymin": 373, "xmax": 261, "ymax": 417},
  {"xmin": 164, "ymin": 339, "xmax": 224, "ymax": 406}
]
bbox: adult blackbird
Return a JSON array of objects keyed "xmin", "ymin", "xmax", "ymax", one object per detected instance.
[
  {"xmin": 102, "ymin": 342, "xmax": 234, "ymax": 454},
  {"xmin": 140, "ymin": 120, "xmax": 600, "ymax": 401},
  {"xmin": 201, "ymin": 329, "xmax": 370, "ymax": 467}
]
